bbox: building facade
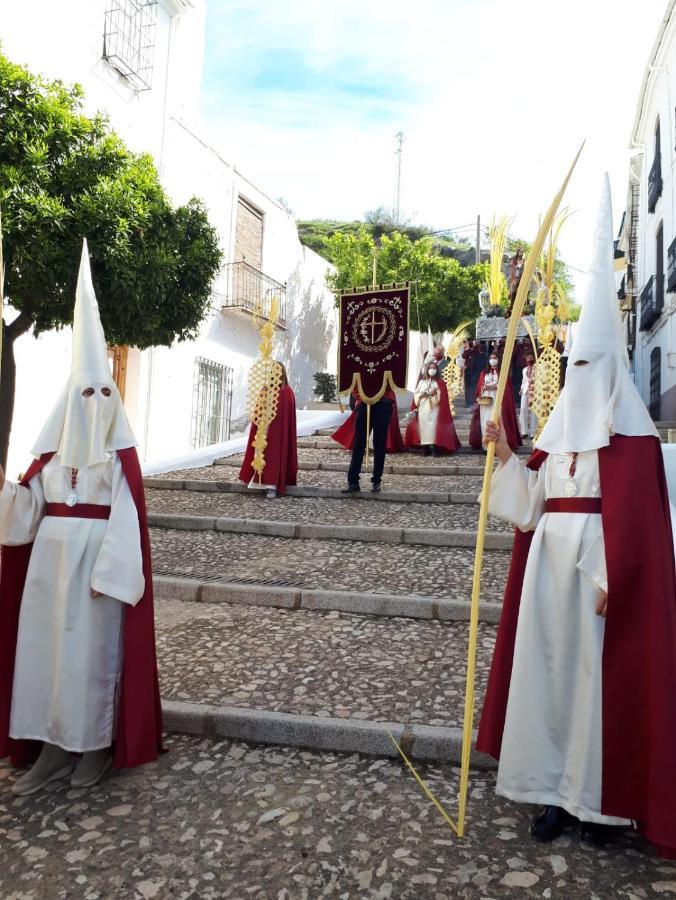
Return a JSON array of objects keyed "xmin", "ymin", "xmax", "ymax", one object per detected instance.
[
  {"xmin": 622, "ymin": 0, "xmax": 676, "ymax": 421},
  {"xmin": 2, "ymin": 0, "xmax": 337, "ymax": 474}
]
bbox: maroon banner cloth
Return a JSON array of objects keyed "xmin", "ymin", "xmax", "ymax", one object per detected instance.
[
  {"xmin": 0, "ymin": 448, "xmax": 163, "ymax": 770},
  {"xmin": 476, "ymin": 437, "xmax": 676, "ymax": 859},
  {"xmin": 544, "ymin": 498, "xmax": 602, "ymax": 514},
  {"xmin": 45, "ymin": 503, "xmax": 111, "ymax": 519},
  {"xmin": 339, "ymin": 287, "xmax": 409, "ymax": 401}
]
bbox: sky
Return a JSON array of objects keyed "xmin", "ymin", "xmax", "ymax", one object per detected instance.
[{"xmin": 201, "ymin": 0, "xmax": 671, "ymax": 299}]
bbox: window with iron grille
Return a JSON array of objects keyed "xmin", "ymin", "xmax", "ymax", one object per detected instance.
[
  {"xmin": 649, "ymin": 346, "xmax": 661, "ymax": 420},
  {"xmin": 103, "ymin": 0, "xmax": 158, "ymax": 92},
  {"xmin": 191, "ymin": 358, "xmax": 233, "ymax": 449}
]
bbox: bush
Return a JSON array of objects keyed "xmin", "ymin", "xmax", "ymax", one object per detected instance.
[{"xmin": 313, "ymin": 372, "xmax": 337, "ymax": 403}]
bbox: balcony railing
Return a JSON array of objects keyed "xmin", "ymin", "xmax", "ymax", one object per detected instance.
[
  {"xmin": 668, "ymin": 236, "xmax": 676, "ymax": 293},
  {"xmin": 221, "ymin": 261, "xmax": 287, "ymax": 329},
  {"xmin": 648, "ymin": 154, "xmax": 663, "ymax": 213},
  {"xmin": 639, "ymin": 274, "xmax": 664, "ymax": 331}
]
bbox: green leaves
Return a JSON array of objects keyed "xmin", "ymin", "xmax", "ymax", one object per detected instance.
[
  {"xmin": 323, "ymin": 227, "xmax": 486, "ymax": 332},
  {"xmin": 0, "ymin": 50, "xmax": 222, "ymax": 346}
]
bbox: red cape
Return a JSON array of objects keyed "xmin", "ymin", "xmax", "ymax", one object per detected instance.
[
  {"xmin": 476, "ymin": 436, "xmax": 676, "ymax": 858},
  {"xmin": 332, "ymin": 390, "xmax": 404, "ymax": 453},
  {"xmin": 469, "ymin": 370, "xmax": 522, "ymax": 450},
  {"xmin": 0, "ymin": 447, "xmax": 163, "ymax": 769},
  {"xmin": 239, "ymin": 384, "xmax": 298, "ymax": 494},
  {"xmin": 403, "ymin": 379, "xmax": 461, "ymax": 453}
]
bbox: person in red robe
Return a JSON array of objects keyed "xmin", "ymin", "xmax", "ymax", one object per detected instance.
[
  {"xmin": 403, "ymin": 361, "xmax": 461, "ymax": 455},
  {"xmin": 469, "ymin": 354, "xmax": 522, "ymax": 451},
  {"xmin": 238, "ymin": 364, "xmax": 298, "ymax": 498},
  {"xmin": 332, "ymin": 388, "xmax": 404, "ymax": 453},
  {"xmin": 477, "ymin": 177, "xmax": 676, "ymax": 857},
  {"xmin": 0, "ymin": 242, "xmax": 162, "ymax": 795}
]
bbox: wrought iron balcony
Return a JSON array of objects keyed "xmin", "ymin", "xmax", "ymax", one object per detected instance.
[
  {"xmin": 668, "ymin": 236, "xmax": 676, "ymax": 293},
  {"xmin": 648, "ymin": 154, "xmax": 663, "ymax": 213},
  {"xmin": 221, "ymin": 261, "xmax": 287, "ymax": 329},
  {"xmin": 639, "ymin": 274, "xmax": 664, "ymax": 331}
]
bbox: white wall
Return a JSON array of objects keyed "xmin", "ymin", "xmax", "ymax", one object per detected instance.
[
  {"xmin": 632, "ymin": 12, "xmax": 676, "ymax": 418},
  {"xmin": 2, "ymin": 0, "xmax": 337, "ymax": 470}
]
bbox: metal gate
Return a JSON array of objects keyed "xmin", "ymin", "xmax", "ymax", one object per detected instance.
[{"xmin": 191, "ymin": 357, "xmax": 233, "ymax": 449}]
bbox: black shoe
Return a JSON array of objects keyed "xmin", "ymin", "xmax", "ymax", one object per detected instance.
[
  {"xmin": 530, "ymin": 806, "xmax": 576, "ymax": 843},
  {"xmin": 423, "ymin": 446, "xmax": 431, "ymax": 456},
  {"xmin": 429, "ymin": 446, "xmax": 437, "ymax": 457},
  {"xmin": 341, "ymin": 484, "xmax": 360, "ymax": 494},
  {"xmin": 371, "ymin": 482, "xmax": 382, "ymax": 493},
  {"xmin": 580, "ymin": 822, "xmax": 622, "ymax": 848}
]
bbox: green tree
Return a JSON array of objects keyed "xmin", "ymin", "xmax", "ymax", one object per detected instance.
[
  {"xmin": 323, "ymin": 227, "xmax": 486, "ymax": 332},
  {"xmin": 0, "ymin": 51, "xmax": 222, "ymax": 466}
]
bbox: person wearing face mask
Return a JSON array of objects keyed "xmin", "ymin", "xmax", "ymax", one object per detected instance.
[
  {"xmin": 476, "ymin": 178, "xmax": 676, "ymax": 858},
  {"xmin": 469, "ymin": 352, "xmax": 522, "ymax": 451},
  {"xmin": 0, "ymin": 242, "xmax": 162, "ymax": 795},
  {"xmin": 404, "ymin": 360, "xmax": 460, "ymax": 455}
]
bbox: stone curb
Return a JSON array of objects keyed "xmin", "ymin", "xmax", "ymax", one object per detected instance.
[
  {"xmin": 147, "ymin": 514, "xmax": 513, "ymax": 550},
  {"xmin": 152, "ymin": 575, "xmax": 503, "ymax": 624},
  {"xmin": 161, "ymin": 699, "xmax": 496, "ymax": 768},
  {"xmin": 144, "ymin": 478, "xmax": 479, "ymax": 506},
  {"xmin": 299, "ymin": 436, "xmax": 531, "ymax": 456},
  {"xmin": 214, "ymin": 458, "xmax": 488, "ymax": 477}
]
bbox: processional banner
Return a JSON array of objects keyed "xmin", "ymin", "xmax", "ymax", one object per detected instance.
[{"xmin": 338, "ymin": 285, "xmax": 410, "ymax": 402}]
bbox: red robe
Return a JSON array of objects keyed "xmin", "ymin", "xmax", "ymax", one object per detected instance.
[
  {"xmin": 403, "ymin": 379, "xmax": 461, "ymax": 453},
  {"xmin": 239, "ymin": 384, "xmax": 298, "ymax": 494},
  {"xmin": 0, "ymin": 447, "xmax": 163, "ymax": 769},
  {"xmin": 332, "ymin": 389, "xmax": 404, "ymax": 453},
  {"xmin": 476, "ymin": 436, "xmax": 676, "ymax": 858},
  {"xmin": 469, "ymin": 370, "xmax": 522, "ymax": 451}
]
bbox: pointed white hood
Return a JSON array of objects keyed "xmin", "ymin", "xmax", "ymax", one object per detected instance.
[
  {"xmin": 31, "ymin": 240, "xmax": 136, "ymax": 468},
  {"xmin": 536, "ymin": 175, "xmax": 657, "ymax": 454}
]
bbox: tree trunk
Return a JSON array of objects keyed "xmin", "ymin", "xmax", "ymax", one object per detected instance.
[{"xmin": 0, "ymin": 309, "xmax": 34, "ymax": 471}]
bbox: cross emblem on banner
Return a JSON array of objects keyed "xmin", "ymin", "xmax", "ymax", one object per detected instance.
[{"xmin": 363, "ymin": 310, "xmax": 388, "ymax": 345}]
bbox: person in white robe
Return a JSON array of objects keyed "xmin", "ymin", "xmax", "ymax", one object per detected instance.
[
  {"xmin": 414, "ymin": 362, "xmax": 441, "ymax": 455},
  {"xmin": 478, "ymin": 354, "xmax": 500, "ymax": 439},
  {"xmin": 482, "ymin": 176, "xmax": 664, "ymax": 846},
  {"xmin": 0, "ymin": 242, "xmax": 144, "ymax": 795},
  {"xmin": 519, "ymin": 353, "xmax": 537, "ymax": 438}
]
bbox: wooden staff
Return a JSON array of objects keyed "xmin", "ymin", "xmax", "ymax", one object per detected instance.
[{"xmin": 456, "ymin": 142, "xmax": 584, "ymax": 837}]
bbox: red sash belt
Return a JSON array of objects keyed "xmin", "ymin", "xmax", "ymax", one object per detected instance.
[
  {"xmin": 545, "ymin": 498, "xmax": 602, "ymax": 514},
  {"xmin": 45, "ymin": 503, "xmax": 111, "ymax": 520}
]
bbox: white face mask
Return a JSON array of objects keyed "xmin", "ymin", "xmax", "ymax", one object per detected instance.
[
  {"xmin": 428, "ymin": 368, "xmax": 438, "ymax": 378},
  {"xmin": 489, "ymin": 358, "xmax": 498, "ymax": 368}
]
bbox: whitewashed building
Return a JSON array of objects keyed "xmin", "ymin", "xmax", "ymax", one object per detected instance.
[
  {"xmin": 621, "ymin": 0, "xmax": 676, "ymax": 422},
  {"xmin": 2, "ymin": 0, "xmax": 338, "ymax": 474}
]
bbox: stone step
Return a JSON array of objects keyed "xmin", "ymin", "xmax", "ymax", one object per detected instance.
[
  {"xmin": 215, "ymin": 454, "xmax": 489, "ymax": 478},
  {"xmin": 150, "ymin": 527, "xmax": 510, "ymax": 605},
  {"xmin": 147, "ymin": 512, "xmax": 513, "ymax": 550},
  {"xmin": 154, "ymin": 575, "xmax": 503, "ymax": 624},
  {"xmin": 298, "ymin": 436, "xmax": 532, "ymax": 455},
  {"xmin": 146, "ymin": 475, "xmax": 479, "ymax": 505},
  {"xmin": 156, "ymin": 599, "xmax": 496, "ymax": 766},
  {"xmin": 145, "ymin": 487, "xmax": 512, "ymax": 535},
  {"xmin": 149, "ymin": 465, "xmax": 484, "ymax": 495}
]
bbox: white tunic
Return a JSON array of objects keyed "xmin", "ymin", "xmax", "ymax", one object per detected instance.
[
  {"xmin": 414, "ymin": 378, "xmax": 440, "ymax": 445},
  {"xmin": 479, "ymin": 370, "xmax": 499, "ymax": 437},
  {"xmin": 0, "ymin": 453, "xmax": 144, "ymax": 752},
  {"xmin": 519, "ymin": 367, "xmax": 536, "ymax": 438},
  {"xmin": 488, "ymin": 451, "xmax": 630, "ymax": 825}
]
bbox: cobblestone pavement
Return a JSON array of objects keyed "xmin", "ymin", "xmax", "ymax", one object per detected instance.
[
  {"xmin": 146, "ymin": 489, "xmax": 513, "ymax": 533},
  {"xmin": 229, "ymin": 448, "xmax": 489, "ymax": 471},
  {"xmin": 150, "ymin": 529, "xmax": 511, "ymax": 604},
  {"xmin": 148, "ymin": 466, "xmax": 484, "ymax": 494},
  {"xmin": 156, "ymin": 601, "xmax": 494, "ymax": 728},
  {"xmin": 1, "ymin": 735, "xmax": 673, "ymax": 900}
]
